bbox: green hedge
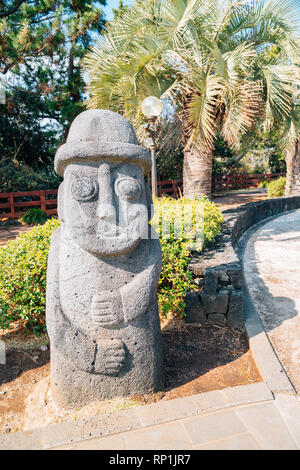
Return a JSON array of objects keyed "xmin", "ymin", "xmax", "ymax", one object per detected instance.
[
  {"xmin": 267, "ymin": 177, "xmax": 286, "ymax": 198},
  {"xmin": 153, "ymin": 196, "xmax": 223, "ymax": 318},
  {"xmin": 0, "ymin": 197, "xmax": 223, "ymax": 333},
  {"xmin": 0, "ymin": 219, "xmax": 60, "ymax": 334}
]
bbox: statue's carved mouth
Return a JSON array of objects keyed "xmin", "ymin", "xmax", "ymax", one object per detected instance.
[
  {"xmin": 96, "ymin": 221, "xmax": 142, "ymax": 240},
  {"xmin": 98, "ymin": 222, "xmax": 120, "ymax": 238}
]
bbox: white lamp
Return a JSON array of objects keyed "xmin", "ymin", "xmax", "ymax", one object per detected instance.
[{"xmin": 141, "ymin": 96, "xmax": 163, "ymax": 119}]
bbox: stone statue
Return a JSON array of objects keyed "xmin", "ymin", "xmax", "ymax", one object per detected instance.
[{"xmin": 46, "ymin": 109, "xmax": 164, "ymax": 408}]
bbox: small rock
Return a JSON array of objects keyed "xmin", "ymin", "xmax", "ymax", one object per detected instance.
[
  {"xmin": 189, "ymin": 263, "xmax": 204, "ymax": 277},
  {"xmin": 33, "ymin": 356, "xmax": 39, "ymax": 361},
  {"xmin": 228, "ymin": 267, "xmax": 243, "ymax": 289},
  {"xmin": 40, "ymin": 345, "xmax": 48, "ymax": 352},
  {"xmin": 227, "ymin": 290, "xmax": 244, "ymax": 329},
  {"xmin": 204, "ymin": 268, "xmax": 218, "ymax": 294},
  {"xmin": 185, "ymin": 292, "xmax": 207, "ymax": 325},
  {"xmin": 3, "ymin": 424, "xmax": 11, "ymax": 433},
  {"xmin": 218, "ymin": 271, "xmax": 230, "ymax": 284},
  {"xmin": 200, "ymin": 292, "xmax": 229, "ymax": 314}
]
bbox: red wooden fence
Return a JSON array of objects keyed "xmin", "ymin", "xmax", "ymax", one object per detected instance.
[
  {"xmin": 212, "ymin": 172, "xmax": 284, "ymax": 193},
  {"xmin": 0, "ymin": 173, "xmax": 285, "ymax": 219},
  {"xmin": 0, "ymin": 189, "xmax": 58, "ymax": 219}
]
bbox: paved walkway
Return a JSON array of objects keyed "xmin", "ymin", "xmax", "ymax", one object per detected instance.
[
  {"xmin": 213, "ymin": 188, "xmax": 268, "ymax": 211},
  {"xmin": 0, "ymin": 225, "xmax": 31, "ymax": 247},
  {"xmin": 1, "ymin": 383, "xmax": 299, "ymax": 450},
  {"xmin": 53, "ymin": 393, "xmax": 300, "ymax": 450},
  {"xmin": 244, "ymin": 210, "xmax": 300, "ymax": 393}
]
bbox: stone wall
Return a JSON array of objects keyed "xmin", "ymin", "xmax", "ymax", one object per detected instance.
[{"xmin": 185, "ymin": 196, "xmax": 300, "ymax": 329}]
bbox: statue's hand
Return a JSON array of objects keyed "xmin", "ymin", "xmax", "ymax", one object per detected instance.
[
  {"xmin": 94, "ymin": 339, "xmax": 126, "ymax": 375},
  {"xmin": 91, "ymin": 290, "xmax": 123, "ymax": 327}
]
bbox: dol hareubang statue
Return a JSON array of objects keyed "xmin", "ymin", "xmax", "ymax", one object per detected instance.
[{"xmin": 46, "ymin": 109, "xmax": 164, "ymax": 408}]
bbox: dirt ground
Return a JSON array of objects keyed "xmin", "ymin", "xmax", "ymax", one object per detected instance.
[
  {"xmin": 0, "ymin": 223, "xmax": 32, "ymax": 247},
  {"xmin": 0, "ymin": 325, "xmax": 261, "ymax": 434},
  {"xmin": 212, "ymin": 188, "xmax": 268, "ymax": 212}
]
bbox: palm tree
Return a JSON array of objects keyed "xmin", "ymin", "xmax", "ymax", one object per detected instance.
[
  {"xmin": 84, "ymin": 0, "xmax": 300, "ymax": 198},
  {"xmin": 283, "ymin": 85, "xmax": 300, "ymax": 195}
]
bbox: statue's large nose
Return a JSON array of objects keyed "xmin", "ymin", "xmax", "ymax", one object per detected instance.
[{"xmin": 97, "ymin": 163, "xmax": 116, "ymax": 222}]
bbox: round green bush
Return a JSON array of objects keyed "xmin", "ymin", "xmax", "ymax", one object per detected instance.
[
  {"xmin": 20, "ymin": 208, "xmax": 49, "ymax": 225},
  {"xmin": 267, "ymin": 177, "xmax": 286, "ymax": 198},
  {"xmin": 0, "ymin": 197, "xmax": 223, "ymax": 333}
]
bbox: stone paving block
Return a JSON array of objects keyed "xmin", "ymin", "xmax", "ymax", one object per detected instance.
[
  {"xmin": 183, "ymin": 410, "xmax": 246, "ymax": 446},
  {"xmin": 137, "ymin": 390, "xmax": 228, "ymax": 427},
  {"xmin": 222, "ymin": 382, "xmax": 273, "ymax": 406},
  {"xmin": 5, "ymin": 406, "xmax": 142, "ymax": 450},
  {"xmin": 0, "ymin": 428, "xmax": 43, "ymax": 450},
  {"xmin": 52, "ymin": 434, "xmax": 127, "ymax": 450},
  {"xmin": 248, "ymin": 331, "xmax": 294, "ymax": 394},
  {"xmin": 235, "ymin": 402, "xmax": 297, "ymax": 450},
  {"xmin": 41, "ymin": 407, "xmax": 142, "ymax": 449},
  {"xmin": 274, "ymin": 395, "xmax": 300, "ymax": 448},
  {"xmin": 192, "ymin": 390, "xmax": 230, "ymax": 413},
  {"xmin": 195, "ymin": 433, "xmax": 261, "ymax": 450},
  {"xmin": 124, "ymin": 422, "xmax": 192, "ymax": 450}
]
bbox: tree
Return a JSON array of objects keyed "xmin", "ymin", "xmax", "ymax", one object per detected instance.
[
  {"xmin": 112, "ymin": 0, "xmax": 129, "ymax": 19},
  {"xmin": 0, "ymin": 1, "xmax": 106, "ymax": 73},
  {"xmin": 282, "ymin": 82, "xmax": 300, "ymax": 195},
  {"xmin": 84, "ymin": 0, "xmax": 300, "ymax": 197},
  {"xmin": 0, "ymin": 1, "xmax": 106, "ymax": 187}
]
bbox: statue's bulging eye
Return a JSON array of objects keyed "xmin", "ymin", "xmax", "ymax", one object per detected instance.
[
  {"xmin": 115, "ymin": 178, "xmax": 141, "ymax": 200},
  {"xmin": 71, "ymin": 176, "xmax": 98, "ymax": 202}
]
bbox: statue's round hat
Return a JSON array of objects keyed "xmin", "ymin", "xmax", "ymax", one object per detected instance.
[{"xmin": 54, "ymin": 109, "xmax": 151, "ymax": 176}]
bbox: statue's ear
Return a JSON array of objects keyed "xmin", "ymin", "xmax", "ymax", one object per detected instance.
[
  {"xmin": 145, "ymin": 181, "xmax": 154, "ymax": 221},
  {"xmin": 57, "ymin": 182, "xmax": 65, "ymax": 222}
]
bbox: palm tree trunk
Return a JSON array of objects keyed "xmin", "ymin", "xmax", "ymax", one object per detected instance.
[
  {"xmin": 183, "ymin": 142, "xmax": 212, "ymax": 198},
  {"xmin": 285, "ymin": 140, "xmax": 300, "ymax": 196}
]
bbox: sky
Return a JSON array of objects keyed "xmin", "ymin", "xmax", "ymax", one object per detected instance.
[{"xmin": 104, "ymin": 0, "xmax": 133, "ymax": 20}]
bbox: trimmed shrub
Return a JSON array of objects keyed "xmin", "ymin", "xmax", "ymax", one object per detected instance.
[
  {"xmin": 267, "ymin": 177, "xmax": 286, "ymax": 198},
  {"xmin": 20, "ymin": 208, "xmax": 49, "ymax": 225},
  {"xmin": 0, "ymin": 218, "xmax": 60, "ymax": 334},
  {"xmin": 153, "ymin": 196, "xmax": 223, "ymax": 318},
  {"xmin": 0, "ymin": 197, "xmax": 223, "ymax": 333}
]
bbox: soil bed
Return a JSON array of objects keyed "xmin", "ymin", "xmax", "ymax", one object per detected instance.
[{"xmin": 0, "ymin": 325, "xmax": 260, "ymax": 434}]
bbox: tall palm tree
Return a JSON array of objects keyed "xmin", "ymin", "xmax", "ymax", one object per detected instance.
[
  {"xmin": 283, "ymin": 85, "xmax": 300, "ymax": 195},
  {"xmin": 83, "ymin": 0, "xmax": 300, "ymax": 197}
]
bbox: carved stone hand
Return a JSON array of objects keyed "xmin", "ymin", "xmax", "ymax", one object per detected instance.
[
  {"xmin": 91, "ymin": 290, "xmax": 123, "ymax": 327},
  {"xmin": 94, "ymin": 339, "xmax": 126, "ymax": 376}
]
